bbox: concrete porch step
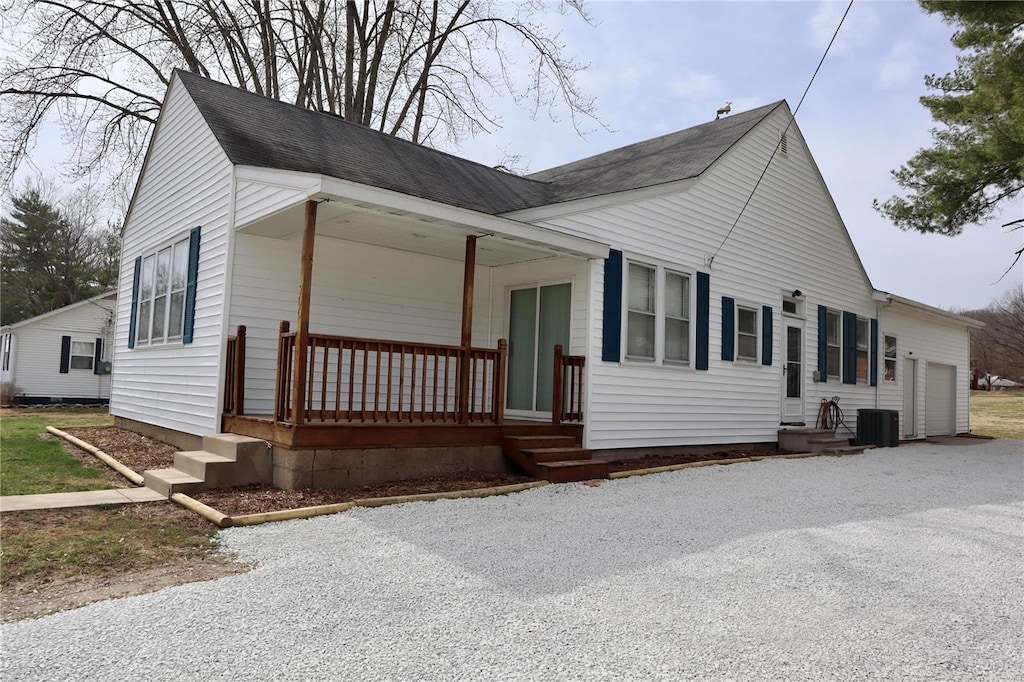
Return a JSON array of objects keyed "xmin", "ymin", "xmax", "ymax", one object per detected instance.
[
  {"xmin": 778, "ymin": 428, "xmax": 837, "ymax": 453},
  {"xmin": 142, "ymin": 433, "xmax": 272, "ymax": 497},
  {"xmin": 821, "ymin": 446, "xmax": 867, "ymax": 456},
  {"xmin": 807, "ymin": 437, "xmax": 852, "ymax": 452},
  {"xmin": 143, "ymin": 468, "xmax": 204, "ymax": 497}
]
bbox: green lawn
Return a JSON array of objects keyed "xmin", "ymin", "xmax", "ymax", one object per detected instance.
[
  {"xmin": 0, "ymin": 408, "xmax": 115, "ymax": 495},
  {"xmin": 970, "ymin": 392, "xmax": 1024, "ymax": 440}
]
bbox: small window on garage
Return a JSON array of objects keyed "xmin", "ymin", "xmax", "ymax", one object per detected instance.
[
  {"xmin": 70, "ymin": 341, "xmax": 95, "ymax": 370},
  {"xmin": 884, "ymin": 334, "xmax": 897, "ymax": 382}
]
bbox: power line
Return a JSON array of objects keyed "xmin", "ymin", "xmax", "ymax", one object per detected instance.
[{"xmin": 707, "ymin": 0, "xmax": 855, "ymax": 269}]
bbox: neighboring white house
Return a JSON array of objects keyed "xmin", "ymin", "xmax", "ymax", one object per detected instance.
[
  {"xmin": 109, "ymin": 70, "xmax": 983, "ymax": 459},
  {"xmin": 1, "ymin": 292, "xmax": 116, "ymax": 404}
]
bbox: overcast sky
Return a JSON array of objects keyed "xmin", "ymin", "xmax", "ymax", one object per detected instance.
[
  {"xmin": 453, "ymin": 0, "xmax": 1023, "ymax": 312},
  {"xmin": 5, "ymin": 1, "xmax": 1021, "ymax": 311}
]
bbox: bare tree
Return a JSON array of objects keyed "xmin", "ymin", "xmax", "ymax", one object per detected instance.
[
  {"xmin": 0, "ymin": 0, "xmax": 598, "ymax": 189},
  {"xmin": 966, "ymin": 287, "xmax": 1024, "ymax": 382}
]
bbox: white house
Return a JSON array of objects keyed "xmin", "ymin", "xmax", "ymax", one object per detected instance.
[
  {"xmin": 109, "ymin": 71, "xmax": 983, "ymax": 487},
  {"xmin": 1, "ymin": 292, "xmax": 115, "ymax": 404}
]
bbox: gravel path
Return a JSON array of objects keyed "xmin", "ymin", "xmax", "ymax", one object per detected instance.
[{"xmin": 3, "ymin": 441, "xmax": 1022, "ymax": 681}]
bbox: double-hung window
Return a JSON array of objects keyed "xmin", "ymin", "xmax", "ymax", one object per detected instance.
[
  {"xmin": 627, "ymin": 263, "xmax": 656, "ymax": 359},
  {"xmin": 70, "ymin": 341, "xmax": 95, "ymax": 370},
  {"xmin": 855, "ymin": 317, "xmax": 869, "ymax": 383},
  {"xmin": 736, "ymin": 305, "xmax": 758, "ymax": 361},
  {"xmin": 826, "ymin": 310, "xmax": 841, "ymax": 379},
  {"xmin": 624, "ymin": 260, "xmax": 691, "ymax": 366},
  {"xmin": 884, "ymin": 334, "xmax": 897, "ymax": 382},
  {"xmin": 133, "ymin": 230, "xmax": 196, "ymax": 347}
]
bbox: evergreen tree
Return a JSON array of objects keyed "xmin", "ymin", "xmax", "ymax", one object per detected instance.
[
  {"xmin": 0, "ymin": 186, "xmax": 115, "ymax": 324},
  {"xmin": 874, "ymin": 1, "xmax": 1024, "ymax": 265}
]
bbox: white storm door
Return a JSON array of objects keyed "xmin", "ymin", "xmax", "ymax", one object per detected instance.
[
  {"xmin": 780, "ymin": 319, "xmax": 805, "ymax": 424},
  {"xmin": 507, "ymin": 283, "xmax": 571, "ymax": 415}
]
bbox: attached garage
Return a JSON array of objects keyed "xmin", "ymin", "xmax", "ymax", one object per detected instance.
[{"xmin": 925, "ymin": 362, "xmax": 956, "ymax": 436}]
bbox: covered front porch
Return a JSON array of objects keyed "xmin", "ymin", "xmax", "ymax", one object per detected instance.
[{"xmin": 219, "ymin": 174, "xmax": 605, "ymax": 452}]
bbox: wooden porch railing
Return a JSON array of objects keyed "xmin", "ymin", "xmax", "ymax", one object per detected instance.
[
  {"xmin": 273, "ymin": 321, "xmax": 508, "ymax": 425},
  {"xmin": 552, "ymin": 344, "xmax": 585, "ymax": 425},
  {"xmin": 223, "ymin": 325, "xmax": 246, "ymax": 416}
]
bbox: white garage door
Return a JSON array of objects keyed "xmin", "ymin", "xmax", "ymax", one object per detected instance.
[{"xmin": 925, "ymin": 362, "xmax": 956, "ymax": 436}]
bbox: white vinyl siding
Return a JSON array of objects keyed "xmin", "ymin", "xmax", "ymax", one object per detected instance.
[
  {"xmin": 531, "ymin": 105, "xmax": 883, "ymax": 449},
  {"xmin": 877, "ymin": 306, "xmax": 972, "ymax": 438},
  {"xmin": 111, "ymin": 75, "xmax": 233, "ymax": 436}
]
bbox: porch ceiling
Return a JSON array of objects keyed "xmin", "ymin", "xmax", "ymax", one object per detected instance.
[{"xmin": 237, "ymin": 200, "xmax": 575, "ymax": 267}]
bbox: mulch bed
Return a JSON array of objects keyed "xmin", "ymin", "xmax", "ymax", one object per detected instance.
[
  {"xmin": 62, "ymin": 426, "xmax": 178, "ymax": 473},
  {"xmin": 56, "ymin": 426, "xmax": 798, "ymax": 517},
  {"xmin": 605, "ymin": 449, "xmax": 792, "ymax": 473},
  {"xmin": 192, "ymin": 474, "xmax": 534, "ymax": 516}
]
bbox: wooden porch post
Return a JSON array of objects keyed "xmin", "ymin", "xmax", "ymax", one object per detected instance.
[
  {"xmin": 458, "ymin": 234, "xmax": 477, "ymax": 424},
  {"xmin": 292, "ymin": 200, "xmax": 318, "ymax": 426},
  {"xmin": 552, "ymin": 344, "xmax": 564, "ymax": 425}
]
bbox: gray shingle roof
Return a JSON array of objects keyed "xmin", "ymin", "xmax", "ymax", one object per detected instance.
[
  {"xmin": 527, "ymin": 101, "xmax": 784, "ymax": 204},
  {"xmin": 175, "ymin": 69, "xmax": 781, "ymax": 214}
]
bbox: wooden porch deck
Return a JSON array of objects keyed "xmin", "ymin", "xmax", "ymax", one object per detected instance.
[{"xmin": 223, "ymin": 414, "xmax": 584, "ymax": 449}]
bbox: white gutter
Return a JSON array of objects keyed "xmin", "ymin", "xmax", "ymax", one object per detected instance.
[{"xmin": 872, "ymin": 290, "xmax": 986, "ymax": 329}]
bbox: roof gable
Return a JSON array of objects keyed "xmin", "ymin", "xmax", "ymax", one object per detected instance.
[{"xmin": 1, "ymin": 292, "xmax": 116, "ymax": 331}]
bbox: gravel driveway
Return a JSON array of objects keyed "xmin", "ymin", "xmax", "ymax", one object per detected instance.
[{"xmin": 3, "ymin": 440, "xmax": 1022, "ymax": 681}]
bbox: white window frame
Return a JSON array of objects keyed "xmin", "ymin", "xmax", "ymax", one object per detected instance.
[
  {"xmin": 135, "ymin": 235, "xmax": 190, "ymax": 347},
  {"xmin": 735, "ymin": 303, "xmax": 759, "ymax": 363},
  {"xmin": 622, "ymin": 258, "xmax": 694, "ymax": 367},
  {"xmin": 1, "ymin": 333, "xmax": 10, "ymax": 372},
  {"xmin": 826, "ymin": 309, "xmax": 841, "ymax": 380},
  {"xmin": 69, "ymin": 340, "xmax": 95, "ymax": 371},
  {"xmin": 855, "ymin": 317, "xmax": 869, "ymax": 383},
  {"xmin": 883, "ymin": 334, "xmax": 897, "ymax": 383}
]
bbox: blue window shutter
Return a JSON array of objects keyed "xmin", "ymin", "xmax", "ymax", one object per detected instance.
[
  {"xmin": 721, "ymin": 297, "xmax": 735, "ymax": 361},
  {"xmin": 762, "ymin": 305, "xmax": 773, "ymax": 366},
  {"xmin": 842, "ymin": 311, "xmax": 857, "ymax": 384},
  {"xmin": 695, "ymin": 272, "xmax": 710, "ymax": 370},
  {"xmin": 601, "ymin": 249, "xmax": 623, "ymax": 362},
  {"xmin": 128, "ymin": 256, "xmax": 141, "ymax": 349},
  {"xmin": 817, "ymin": 305, "xmax": 828, "ymax": 383},
  {"xmin": 59, "ymin": 335, "xmax": 71, "ymax": 373},
  {"xmin": 182, "ymin": 226, "xmax": 202, "ymax": 345},
  {"xmin": 870, "ymin": 318, "xmax": 879, "ymax": 386},
  {"xmin": 93, "ymin": 338, "xmax": 103, "ymax": 375}
]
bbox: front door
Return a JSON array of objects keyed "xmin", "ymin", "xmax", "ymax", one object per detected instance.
[
  {"xmin": 507, "ymin": 283, "xmax": 571, "ymax": 415},
  {"xmin": 780, "ymin": 319, "xmax": 805, "ymax": 424}
]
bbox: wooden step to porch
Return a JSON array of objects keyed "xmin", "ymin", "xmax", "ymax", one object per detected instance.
[
  {"xmin": 501, "ymin": 436, "xmax": 608, "ymax": 483},
  {"xmin": 535, "ymin": 459, "xmax": 610, "ymax": 483}
]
